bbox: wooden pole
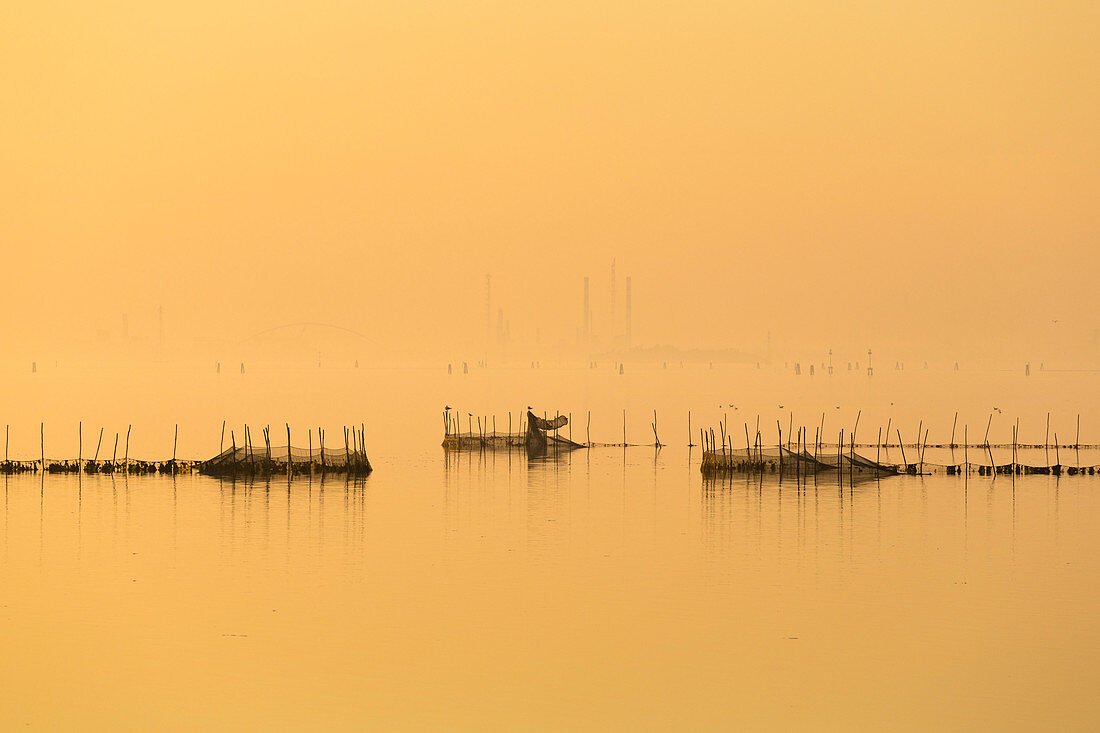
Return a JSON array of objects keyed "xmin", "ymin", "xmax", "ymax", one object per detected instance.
[
  {"xmin": 920, "ymin": 428, "xmax": 928, "ymax": 474},
  {"xmin": 1054, "ymin": 433, "xmax": 1060, "ymax": 468},
  {"xmin": 40, "ymin": 422, "xmax": 44, "ymax": 471},
  {"xmin": 652, "ymin": 410, "xmax": 660, "ymax": 447},
  {"xmin": 950, "ymin": 411, "xmax": 958, "ymax": 448},
  {"xmin": 915, "ymin": 419, "xmax": 922, "ymax": 464},
  {"xmin": 744, "ymin": 423, "xmax": 752, "ymax": 467},
  {"xmin": 1045, "ymin": 412, "xmax": 1051, "ymax": 466},
  {"xmin": 587, "ymin": 411, "xmax": 591, "ymax": 446},
  {"xmin": 688, "ymin": 411, "xmax": 692, "ymax": 446},
  {"xmin": 287, "ymin": 424, "xmax": 292, "ymax": 474},
  {"xmin": 897, "ymin": 429, "xmax": 908, "ymax": 468},
  {"xmin": 4, "ymin": 424, "xmax": 7, "ymax": 463},
  {"xmin": 1013, "ymin": 419, "xmax": 1019, "ymax": 472},
  {"xmin": 220, "ymin": 420, "xmax": 226, "ymax": 452},
  {"xmin": 623, "ymin": 409, "xmax": 627, "ymax": 446},
  {"xmin": 125, "ymin": 425, "xmax": 131, "ymax": 470},
  {"xmin": 78, "ymin": 421, "xmax": 82, "ymax": 470},
  {"xmin": 876, "ymin": 427, "xmax": 882, "ymax": 466},
  {"xmin": 309, "ymin": 429, "xmax": 313, "ymax": 472},
  {"xmin": 964, "ymin": 425, "xmax": 968, "ymax": 473},
  {"xmin": 850, "ymin": 431, "xmax": 855, "ymax": 479},
  {"xmin": 112, "ymin": 433, "xmax": 119, "ymax": 466},
  {"xmin": 173, "ymin": 424, "xmax": 178, "ymax": 463},
  {"xmin": 777, "ymin": 420, "xmax": 782, "ymax": 472},
  {"xmin": 839, "ymin": 429, "xmax": 844, "ymax": 472},
  {"xmin": 94, "ymin": 427, "xmax": 103, "ymax": 462}
]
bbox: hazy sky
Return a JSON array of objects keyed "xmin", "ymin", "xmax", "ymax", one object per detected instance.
[{"xmin": 3, "ymin": 1, "xmax": 1097, "ymax": 359}]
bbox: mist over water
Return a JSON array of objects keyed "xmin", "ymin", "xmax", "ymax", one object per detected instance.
[{"xmin": 4, "ymin": 0, "xmax": 1100, "ymax": 728}]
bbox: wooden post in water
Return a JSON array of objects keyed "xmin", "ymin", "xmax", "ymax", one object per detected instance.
[
  {"xmin": 220, "ymin": 421, "xmax": 226, "ymax": 452},
  {"xmin": 1013, "ymin": 419, "xmax": 1019, "ymax": 472},
  {"xmin": 950, "ymin": 412, "xmax": 958, "ymax": 449},
  {"xmin": 286, "ymin": 424, "xmax": 292, "ymax": 474},
  {"xmin": 93, "ymin": 427, "xmax": 103, "ymax": 464},
  {"xmin": 819, "ymin": 412, "xmax": 826, "ymax": 455},
  {"xmin": 850, "ymin": 431, "xmax": 855, "ymax": 480},
  {"xmin": 308, "ymin": 429, "xmax": 313, "ymax": 473},
  {"xmin": 112, "ymin": 433, "xmax": 119, "ymax": 467},
  {"xmin": 1054, "ymin": 433, "xmax": 1061, "ymax": 469},
  {"xmin": 652, "ymin": 410, "xmax": 660, "ymax": 447},
  {"xmin": 40, "ymin": 422, "xmax": 44, "ymax": 471},
  {"xmin": 586, "ymin": 411, "xmax": 591, "ymax": 446},
  {"xmin": 320, "ymin": 428, "xmax": 325, "ymax": 471},
  {"xmin": 1045, "ymin": 412, "xmax": 1050, "ymax": 467},
  {"xmin": 173, "ymin": 424, "xmax": 178, "ymax": 466},
  {"xmin": 777, "ymin": 421, "xmax": 783, "ymax": 473},
  {"xmin": 622, "ymin": 409, "xmax": 627, "ymax": 446},
  {"xmin": 876, "ymin": 427, "xmax": 882, "ymax": 466},
  {"xmin": 720, "ymin": 422, "xmax": 727, "ymax": 465},
  {"xmin": 755, "ymin": 416, "xmax": 761, "ymax": 465},
  {"xmin": 964, "ymin": 426, "xmax": 968, "ymax": 473},
  {"xmin": 744, "ymin": 424, "xmax": 751, "ymax": 468},
  {"xmin": 1076, "ymin": 414, "xmax": 1081, "ymax": 469},
  {"xmin": 125, "ymin": 425, "xmax": 131, "ymax": 471},
  {"xmin": 920, "ymin": 428, "xmax": 928, "ymax": 474},
  {"xmin": 78, "ymin": 421, "xmax": 82, "ymax": 471},
  {"xmin": 4, "ymin": 424, "xmax": 8, "ymax": 463},
  {"xmin": 897, "ymin": 429, "xmax": 908, "ymax": 469}
]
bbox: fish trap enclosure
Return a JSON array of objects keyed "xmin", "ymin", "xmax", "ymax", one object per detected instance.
[
  {"xmin": 700, "ymin": 446, "xmax": 899, "ymax": 476},
  {"xmin": 443, "ymin": 410, "xmax": 585, "ymax": 456},
  {"xmin": 198, "ymin": 446, "xmax": 372, "ymax": 477}
]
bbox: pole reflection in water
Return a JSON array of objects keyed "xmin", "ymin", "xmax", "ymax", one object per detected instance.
[{"xmin": 1, "ymin": 450, "xmax": 1098, "ymax": 730}]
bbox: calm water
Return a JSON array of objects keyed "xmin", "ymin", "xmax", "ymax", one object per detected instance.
[{"xmin": 1, "ymin": 362, "xmax": 1099, "ymax": 729}]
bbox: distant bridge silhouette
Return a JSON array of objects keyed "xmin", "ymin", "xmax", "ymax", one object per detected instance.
[{"xmin": 240, "ymin": 322, "xmax": 371, "ymax": 344}]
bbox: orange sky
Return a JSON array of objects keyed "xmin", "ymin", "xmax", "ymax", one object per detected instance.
[{"xmin": 2, "ymin": 1, "xmax": 1097, "ymax": 360}]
